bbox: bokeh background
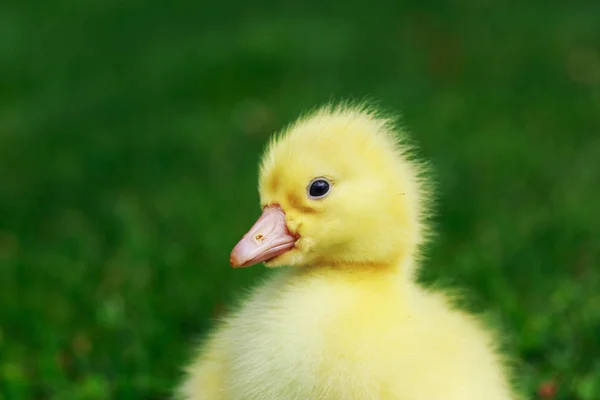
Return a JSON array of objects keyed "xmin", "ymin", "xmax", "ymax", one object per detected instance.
[{"xmin": 1, "ymin": 1, "xmax": 599, "ymax": 399}]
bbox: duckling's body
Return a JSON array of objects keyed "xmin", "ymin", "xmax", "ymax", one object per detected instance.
[{"xmin": 178, "ymin": 104, "xmax": 521, "ymax": 400}]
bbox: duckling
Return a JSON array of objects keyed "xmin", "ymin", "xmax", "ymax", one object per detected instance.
[{"xmin": 177, "ymin": 103, "xmax": 522, "ymax": 400}]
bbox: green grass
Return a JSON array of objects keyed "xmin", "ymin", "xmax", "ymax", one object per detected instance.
[{"xmin": 1, "ymin": 1, "xmax": 599, "ymax": 398}]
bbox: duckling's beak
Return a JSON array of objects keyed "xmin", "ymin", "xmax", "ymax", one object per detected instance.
[{"xmin": 230, "ymin": 205, "xmax": 297, "ymax": 268}]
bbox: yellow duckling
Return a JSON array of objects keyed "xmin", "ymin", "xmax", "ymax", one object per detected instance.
[{"xmin": 178, "ymin": 104, "xmax": 522, "ymax": 400}]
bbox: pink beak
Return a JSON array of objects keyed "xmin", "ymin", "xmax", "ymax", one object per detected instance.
[{"xmin": 230, "ymin": 205, "xmax": 298, "ymax": 268}]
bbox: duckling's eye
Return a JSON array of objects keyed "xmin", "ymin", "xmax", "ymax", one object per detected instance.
[{"xmin": 307, "ymin": 178, "xmax": 331, "ymax": 199}]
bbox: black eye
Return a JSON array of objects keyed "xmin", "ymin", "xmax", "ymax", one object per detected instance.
[{"xmin": 307, "ymin": 178, "xmax": 331, "ymax": 199}]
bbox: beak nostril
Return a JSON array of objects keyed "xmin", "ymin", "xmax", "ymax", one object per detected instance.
[{"xmin": 255, "ymin": 234, "xmax": 264, "ymax": 241}]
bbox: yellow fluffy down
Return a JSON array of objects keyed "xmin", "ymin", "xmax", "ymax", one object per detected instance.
[{"xmin": 177, "ymin": 104, "xmax": 523, "ymax": 400}]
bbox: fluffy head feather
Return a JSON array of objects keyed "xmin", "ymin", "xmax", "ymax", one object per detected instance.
[{"xmin": 257, "ymin": 103, "xmax": 432, "ymax": 275}]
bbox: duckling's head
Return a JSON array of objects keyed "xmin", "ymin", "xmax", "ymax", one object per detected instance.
[{"xmin": 230, "ymin": 104, "xmax": 431, "ymax": 273}]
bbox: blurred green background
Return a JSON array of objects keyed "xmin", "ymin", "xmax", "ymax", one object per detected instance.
[{"xmin": 1, "ymin": 1, "xmax": 599, "ymax": 399}]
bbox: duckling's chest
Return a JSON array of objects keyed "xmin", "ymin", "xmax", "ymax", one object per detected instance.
[{"xmin": 221, "ymin": 272, "xmax": 398, "ymax": 400}]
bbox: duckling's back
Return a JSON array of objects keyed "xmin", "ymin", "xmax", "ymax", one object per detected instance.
[{"xmin": 179, "ymin": 267, "xmax": 520, "ymax": 400}]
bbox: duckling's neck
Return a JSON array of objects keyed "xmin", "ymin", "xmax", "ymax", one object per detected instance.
[{"xmin": 296, "ymin": 258, "xmax": 413, "ymax": 282}]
